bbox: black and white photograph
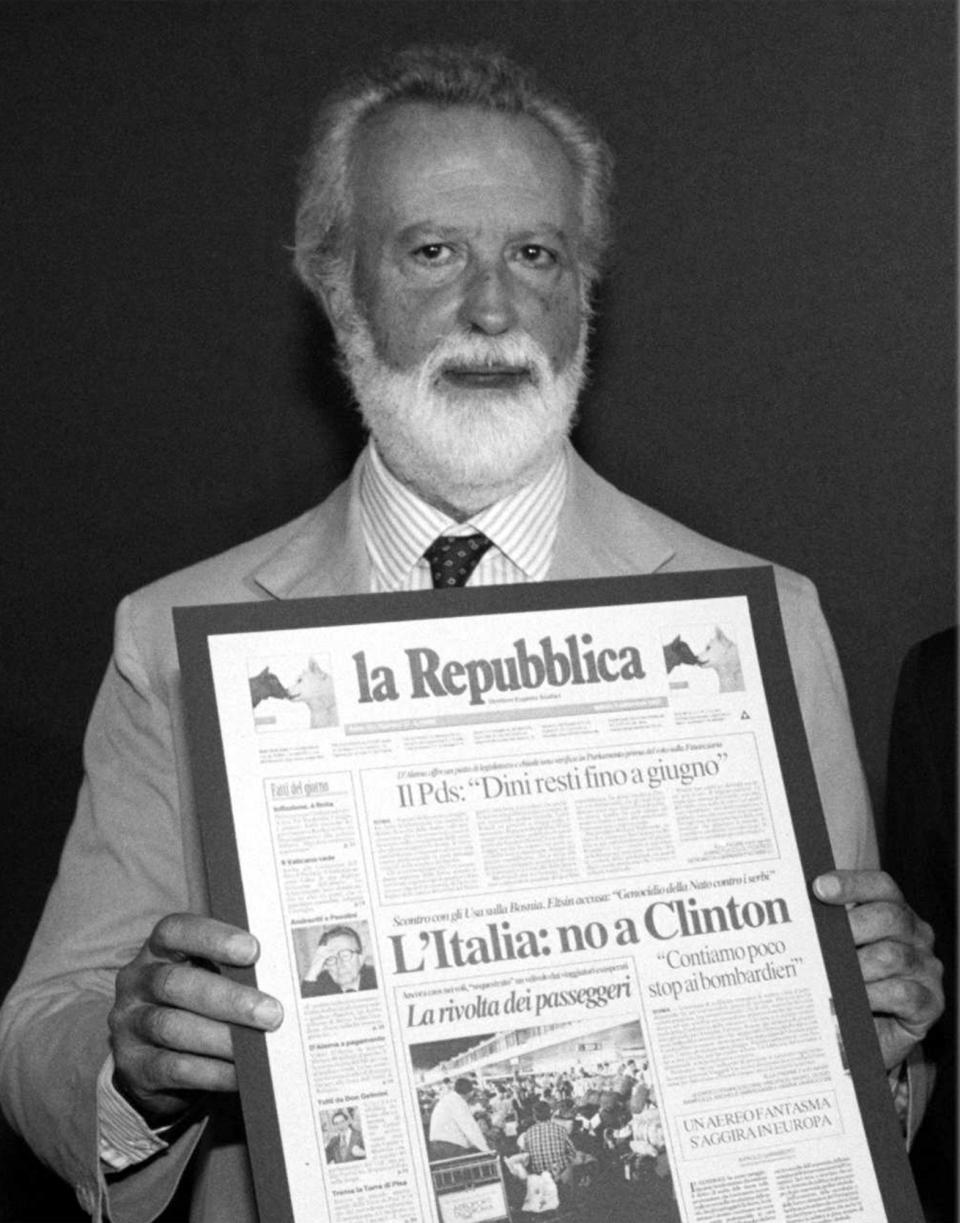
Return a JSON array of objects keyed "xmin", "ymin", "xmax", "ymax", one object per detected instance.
[
  {"xmin": 410, "ymin": 1020, "xmax": 680, "ymax": 1223},
  {"xmin": 320, "ymin": 1105, "xmax": 368, "ymax": 1165},
  {"xmin": 293, "ymin": 920, "xmax": 379, "ymax": 998},
  {"xmin": 249, "ymin": 654, "xmax": 339, "ymax": 732},
  {"xmin": 661, "ymin": 624, "xmax": 744, "ymax": 695},
  {"xmin": 1, "ymin": 4, "xmax": 952, "ymax": 1221}
]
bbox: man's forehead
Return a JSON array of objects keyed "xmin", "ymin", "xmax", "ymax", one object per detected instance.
[
  {"xmin": 359, "ymin": 99, "xmax": 556, "ymax": 145},
  {"xmin": 351, "ymin": 101, "xmax": 580, "ymax": 230}
]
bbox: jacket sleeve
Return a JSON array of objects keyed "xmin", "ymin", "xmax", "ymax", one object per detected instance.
[
  {"xmin": 774, "ymin": 571, "xmax": 878, "ymax": 871},
  {"xmin": 776, "ymin": 574, "xmax": 937, "ymax": 1145},
  {"xmin": 0, "ymin": 595, "xmax": 206, "ymax": 1221}
]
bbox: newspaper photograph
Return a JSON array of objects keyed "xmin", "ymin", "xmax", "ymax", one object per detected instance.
[{"xmin": 174, "ymin": 568, "xmax": 922, "ymax": 1223}]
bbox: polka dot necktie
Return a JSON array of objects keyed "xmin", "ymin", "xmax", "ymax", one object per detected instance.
[{"xmin": 424, "ymin": 533, "xmax": 493, "ymax": 588}]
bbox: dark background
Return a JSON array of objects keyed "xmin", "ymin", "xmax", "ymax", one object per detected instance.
[{"xmin": 1, "ymin": 3, "xmax": 954, "ymax": 1219}]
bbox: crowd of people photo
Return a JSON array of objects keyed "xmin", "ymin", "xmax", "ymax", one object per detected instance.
[{"xmin": 419, "ymin": 1059, "xmax": 680, "ymax": 1222}]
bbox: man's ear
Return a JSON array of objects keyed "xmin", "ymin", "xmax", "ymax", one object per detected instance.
[{"xmin": 317, "ymin": 278, "xmax": 351, "ymax": 339}]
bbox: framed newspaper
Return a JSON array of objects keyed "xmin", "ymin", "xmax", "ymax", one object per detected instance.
[{"xmin": 174, "ymin": 567, "xmax": 923, "ymax": 1223}]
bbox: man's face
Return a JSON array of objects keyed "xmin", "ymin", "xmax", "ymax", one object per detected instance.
[
  {"xmin": 320, "ymin": 933, "xmax": 362, "ymax": 990},
  {"xmin": 332, "ymin": 1113, "xmax": 349, "ymax": 1134},
  {"xmin": 332, "ymin": 103, "xmax": 589, "ymax": 511}
]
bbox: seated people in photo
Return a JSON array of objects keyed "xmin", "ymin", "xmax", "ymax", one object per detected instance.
[
  {"xmin": 0, "ymin": 42, "xmax": 943, "ymax": 1223},
  {"xmin": 325, "ymin": 1109, "xmax": 366, "ymax": 1163},
  {"xmin": 301, "ymin": 925, "xmax": 377, "ymax": 996},
  {"xmin": 519, "ymin": 1099, "xmax": 577, "ymax": 1184},
  {"xmin": 428, "ymin": 1077, "xmax": 490, "ymax": 1161}
]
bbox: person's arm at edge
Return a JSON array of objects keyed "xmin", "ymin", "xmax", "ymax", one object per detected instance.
[
  {"xmin": 1, "ymin": 596, "xmax": 217, "ymax": 1221},
  {"xmin": 775, "ymin": 573, "xmax": 943, "ymax": 1142}
]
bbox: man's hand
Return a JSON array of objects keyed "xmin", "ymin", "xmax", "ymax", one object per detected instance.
[
  {"xmin": 109, "ymin": 914, "xmax": 283, "ymax": 1127},
  {"xmin": 813, "ymin": 870, "xmax": 943, "ymax": 1070}
]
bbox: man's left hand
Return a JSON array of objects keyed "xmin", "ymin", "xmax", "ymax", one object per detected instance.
[{"xmin": 813, "ymin": 869, "xmax": 944, "ymax": 1070}]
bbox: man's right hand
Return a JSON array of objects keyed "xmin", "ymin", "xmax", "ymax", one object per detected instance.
[{"xmin": 108, "ymin": 914, "xmax": 283, "ymax": 1127}]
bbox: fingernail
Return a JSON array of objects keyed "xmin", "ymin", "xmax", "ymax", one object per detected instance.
[
  {"xmin": 227, "ymin": 934, "xmax": 257, "ymax": 962},
  {"xmin": 814, "ymin": 874, "xmax": 841, "ymax": 901},
  {"xmin": 256, "ymin": 998, "xmax": 283, "ymax": 1029}
]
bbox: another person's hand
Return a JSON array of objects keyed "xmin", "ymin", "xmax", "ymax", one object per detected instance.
[
  {"xmin": 813, "ymin": 869, "xmax": 943, "ymax": 1070},
  {"xmin": 109, "ymin": 913, "xmax": 283, "ymax": 1126}
]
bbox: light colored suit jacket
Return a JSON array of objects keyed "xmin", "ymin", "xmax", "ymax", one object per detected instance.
[{"xmin": 0, "ymin": 448, "xmax": 876, "ymax": 1222}]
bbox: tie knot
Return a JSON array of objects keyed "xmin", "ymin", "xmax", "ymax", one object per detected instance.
[{"xmin": 424, "ymin": 532, "xmax": 493, "ymax": 588}]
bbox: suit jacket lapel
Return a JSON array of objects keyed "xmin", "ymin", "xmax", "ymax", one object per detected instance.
[
  {"xmin": 548, "ymin": 448, "xmax": 676, "ymax": 580},
  {"xmin": 251, "ymin": 462, "xmax": 372, "ymax": 599}
]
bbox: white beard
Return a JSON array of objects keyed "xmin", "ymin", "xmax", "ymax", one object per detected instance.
[{"xmin": 338, "ymin": 316, "xmax": 588, "ymax": 513}]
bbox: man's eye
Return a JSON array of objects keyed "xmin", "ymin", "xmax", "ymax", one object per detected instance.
[
  {"xmin": 413, "ymin": 243, "xmax": 455, "ymax": 265},
  {"xmin": 515, "ymin": 244, "xmax": 557, "ymax": 267}
]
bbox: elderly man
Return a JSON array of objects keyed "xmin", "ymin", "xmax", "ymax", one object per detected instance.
[
  {"xmin": 0, "ymin": 44, "xmax": 942, "ymax": 1223},
  {"xmin": 301, "ymin": 925, "xmax": 377, "ymax": 997}
]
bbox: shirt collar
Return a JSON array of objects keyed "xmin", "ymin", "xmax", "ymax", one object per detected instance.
[{"xmin": 359, "ymin": 441, "xmax": 569, "ymax": 589}]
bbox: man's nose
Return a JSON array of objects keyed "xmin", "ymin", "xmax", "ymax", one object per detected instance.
[{"xmin": 457, "ymin": 261, "xmax": 518, "ymax": 335}]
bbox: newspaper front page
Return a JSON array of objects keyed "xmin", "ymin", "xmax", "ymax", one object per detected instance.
[{"xmin": 175, "ymin": 569, "xmax": 920, "ymax": 1223}]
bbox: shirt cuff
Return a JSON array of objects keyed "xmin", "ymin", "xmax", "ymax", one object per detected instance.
[{"xmin": 97, "ymin": 1054, "xmax": 169, "ymax": 1171}]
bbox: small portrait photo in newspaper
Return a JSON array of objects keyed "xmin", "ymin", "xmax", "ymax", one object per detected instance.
[
  {"xmin": 321, "ymin": 1105, "xmax": 367, "ymax": 1165},
  {"xmin": 294, "ymin": 920, "xmax": 379, "ymax": 999}
]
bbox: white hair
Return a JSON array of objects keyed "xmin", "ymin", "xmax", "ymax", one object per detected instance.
[{"xmin": 292, "ymin": 43, "xmax": 614, "ymax": 308}]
